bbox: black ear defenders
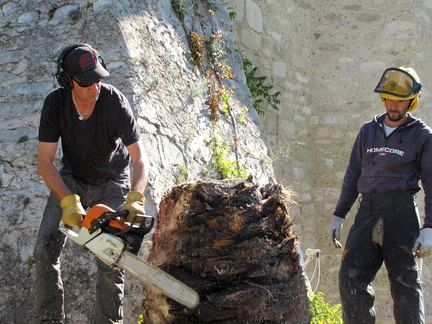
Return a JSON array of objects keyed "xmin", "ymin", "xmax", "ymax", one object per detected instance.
[{"xmin": 55, "ymin": 43, "xmax": 107, "ymax": 90}]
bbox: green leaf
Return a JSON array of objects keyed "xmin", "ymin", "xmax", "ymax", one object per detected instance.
[{"xmin": 18, "ymin": 135, "xmax": 29, "ymax": 143}]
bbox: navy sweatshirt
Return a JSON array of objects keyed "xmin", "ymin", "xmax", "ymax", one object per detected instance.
[{"xmin": 334, "ymin": 113, "xmax": 432, "ymax": 227}]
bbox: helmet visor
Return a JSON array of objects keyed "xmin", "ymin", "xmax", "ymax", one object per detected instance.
[{"xmin": 374, "ymin": 68, "xmax": 421, "ymax": 98}]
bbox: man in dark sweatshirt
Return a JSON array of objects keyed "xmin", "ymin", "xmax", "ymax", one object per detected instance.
[{"xmin": 329, "ymin": 66, "xmax": 432, "ymax": 324}]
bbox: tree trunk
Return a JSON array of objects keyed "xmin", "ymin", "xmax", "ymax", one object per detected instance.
[{"xmin": 142, "ymin": 178, "xmax": 310, "ymax": 323}]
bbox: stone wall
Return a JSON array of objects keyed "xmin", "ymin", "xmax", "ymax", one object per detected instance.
[
  {"xmin": 0, "ymin": 1, "xmax": 274, "ymax": 323},
  {"xmin": 227, "ymin": 0, "xmax": 432, "ymax": 323},
  {"xmin": 4, "ymin": 0, "xmax": 432, "ymax": 322}
]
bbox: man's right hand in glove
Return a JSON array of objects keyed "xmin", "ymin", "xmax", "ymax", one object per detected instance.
[
  {"xmin": 121, "ymin": 190, "xmax": 146, "ymax": 222},
  {"xmin": 60, "ymin": 194, "xmax": 86, "ymax": 228},
  {"xmin": 329, "ymin": 215, "xmax": 344, "ymax": 248},
  {"xmin": 413, "ymin": 228, "xmax": 432, "ymax": 258}
]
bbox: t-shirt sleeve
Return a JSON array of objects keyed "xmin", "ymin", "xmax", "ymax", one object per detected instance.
[
  {"xmin": 38, "ymin": 93, "xmax": 61, "ymax": 142},
  {"xmin": 116, "ymin": 93, "xmax": 141, "ymax": 146}
]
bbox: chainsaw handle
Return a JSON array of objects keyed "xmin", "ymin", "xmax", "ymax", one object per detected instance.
[
  {"xmin": 88, "ymin": 210, "xmax": 129, "ymax": 234},
  {"xmin": 82, "ymin": 204, "xmax": 154, "ymax": 241},
  {"xmin": 59, "ymin": 223, "xmax": 102, "ymax": 246}
]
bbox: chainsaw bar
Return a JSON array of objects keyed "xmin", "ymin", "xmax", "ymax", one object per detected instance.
[
  {"xmin": 59, "ymin": 225, "xmax": 199, "ymax": 309},
  {"xmin": 118, "ymin": 251, "xmax": 200, "ymax": 309}
]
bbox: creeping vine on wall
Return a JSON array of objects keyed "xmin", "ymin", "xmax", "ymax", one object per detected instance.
[
  {"xmin": 172, "ymin": 0, "xmax": 196, "ymax": 21},
  {"xmin": 174, "ymin": 1, "xmax": 281, "ymax": 180},
  {"xmin": 175, "ymin": 0, "xmax": 247, "ymax": 180},
  {"xmin": 190, "ymin": 31, "xmax": 204, "ymax": 66},
  {"xmin": 243, "ymin": 58, "xmax": 281, "ymax": 116},
  {"xmin": 206, "ymin": 135, "xmax": 247, "ymax": 179}
]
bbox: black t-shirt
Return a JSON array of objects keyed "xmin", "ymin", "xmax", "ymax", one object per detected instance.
[{"xmin": 38, "ymin": 83, "xmax": 140, "ymax": 183}]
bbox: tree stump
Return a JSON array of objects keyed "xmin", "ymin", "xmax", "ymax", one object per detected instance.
[{"xmin": 142, "ymin": 179, "xmax": 310, "ymax": 323}]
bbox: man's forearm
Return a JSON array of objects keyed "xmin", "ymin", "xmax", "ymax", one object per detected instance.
[
  {"xmin": 130, "ymin": 158, "xmax": 148, "ymax": 194},
  {"xmin": 37, "ymin": 161, "xmax": 72, "ymax": 200}
]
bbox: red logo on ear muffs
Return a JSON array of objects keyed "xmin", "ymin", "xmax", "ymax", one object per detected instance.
[{"xmin": 79, "ymin": 53, "xmax": 97, "ymax": 71}]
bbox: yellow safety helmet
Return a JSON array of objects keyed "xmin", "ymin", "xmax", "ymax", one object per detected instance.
[{"xmin": 374, "ymin": 66, "xmax": 422, "ymax": 112}]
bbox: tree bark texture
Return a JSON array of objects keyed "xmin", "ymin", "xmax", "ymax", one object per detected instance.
[{"xmin": 142, "ymin": 179, "xmax": 310, "ymax": 323}]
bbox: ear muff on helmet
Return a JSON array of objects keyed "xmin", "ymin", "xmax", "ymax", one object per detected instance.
[
  {"xmin": 379, "ymin": 94, "xmax": 419, "ymax": 112},
  {"xmin": 55, "ymin": 43, "xmax": 107, "ymax": 90}
]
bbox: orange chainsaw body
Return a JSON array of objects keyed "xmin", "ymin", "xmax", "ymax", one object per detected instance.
[{"xmin": 81, "ymin": 204, "xmax": 128, "ymax": 231}]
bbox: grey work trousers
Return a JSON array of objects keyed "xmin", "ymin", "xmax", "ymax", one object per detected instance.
[
  {"xmin": 33, "ymin": 174, "xmax": 130, "ymax": 324},
  {"xmin": 339, "ymin": 192, "xmax": 424, "ymax": 324}
]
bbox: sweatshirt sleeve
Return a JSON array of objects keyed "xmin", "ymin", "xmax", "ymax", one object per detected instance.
[
  {"xmin": 333, "ymin": 129, "xmax": 363, "ymax": 218},
  {"xmin": 420, "ymin": 134, "xmax": 432, "ymax": 227}
]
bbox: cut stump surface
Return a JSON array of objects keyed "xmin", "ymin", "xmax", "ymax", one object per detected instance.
[{"xmin": 142, "ymin": 179, "xmax": 310, "ymax": 323}]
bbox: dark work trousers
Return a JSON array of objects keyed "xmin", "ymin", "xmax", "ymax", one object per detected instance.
[
  {"xmin": 33, "ymin": 174, "xmax": 130, "ymax": 324},
  {"xmin": 339, "ymin": 192, "xmax": 424, "ymax": 324}
]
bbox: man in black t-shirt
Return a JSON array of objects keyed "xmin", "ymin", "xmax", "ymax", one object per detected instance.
[{"xmin": 34, "ymin": 43, "xmax": 149, "ymax": 323}]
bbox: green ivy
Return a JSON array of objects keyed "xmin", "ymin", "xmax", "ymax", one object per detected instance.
[
  {"xmin": 175, "ymin": 164, "xmax": 191, "ymax": 184},
  {"xmin": 228, "ymin": 10, "xmax": 237, "ymax": 20},
  {"xmin": 25, "ymin": 256, "xmax": 35, "ymax": 271},
  {"xmin": 207, "ymin": 0, "xmax": 219, "ymax": 12},
  {"xmin": 243, "ymin": 58, "xmax": 281, "ymax": 116},
  {"xmin": 208, "ymin": 136, "xmax": 247, "ymax": 180},
  {"xmin": 219, "ymin": 88, "xmax": 230, "ymax": 116},
  {"xmin": 205, "ymin": 32, "xmax": 234, "ymax": 80},
  {"xmin": 308, "ymin": 291, "xmax": 343, "ymax": 324},
  {"xmin": 47, "ymin": 5, "xmax": 58, "ymax": 20},
  {"xmin": 205, "ymin": 35, "xmax": 224, "ymax": 67},
  {"xmin": 18, "ymin": 135, "xmax": 29, "ymax": 143},
  {"xmin": 171, "ymin": 0, "xmax": 195, "ymax": 21},
  {"xmin": 236, "ymin": 105, "xmax": 248, "ymax": 125}
]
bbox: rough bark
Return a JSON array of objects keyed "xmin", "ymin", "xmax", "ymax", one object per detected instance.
[{"xmin": 142, "ymin": 178, "xmax": 310, "ymax": 323}]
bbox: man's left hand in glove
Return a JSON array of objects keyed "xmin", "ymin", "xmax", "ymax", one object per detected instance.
[
  {"xmin": 329, "ymin": 215, "xmax": 344, "ymax": 249},
  {"xmin": 121, "ymin": 190, "xmax": 146, "ymax": 223},
  {"xmin": 413, "ymin": 228, "xmax": 432, "ymax": 258}
]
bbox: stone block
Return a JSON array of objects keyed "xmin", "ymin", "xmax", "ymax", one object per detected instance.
[{"xmin": 245, "ymin": 0, "xmax": 263, "ymax": 32}]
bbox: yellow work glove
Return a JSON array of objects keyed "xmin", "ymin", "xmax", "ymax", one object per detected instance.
[
  {"xmin": 60, "ymin": 194, "xmax": 86, "ymax": 228},
  {"xmin": 121, "ymin": 190, "xmax": 146, "ymax": 222}
]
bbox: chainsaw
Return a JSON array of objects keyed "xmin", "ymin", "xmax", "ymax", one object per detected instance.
[{"xmin": 59, "ymin": 204, "xmax": 199, "ymax": 309}]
